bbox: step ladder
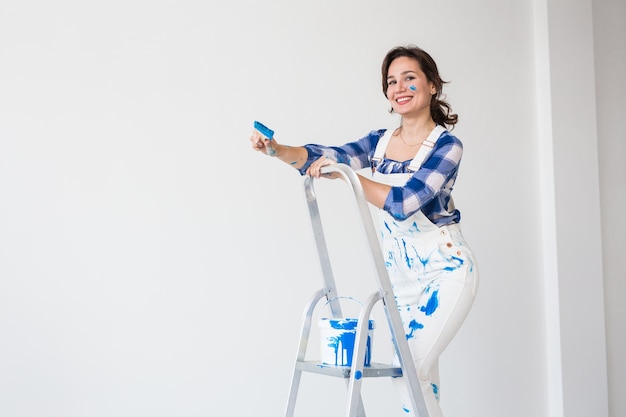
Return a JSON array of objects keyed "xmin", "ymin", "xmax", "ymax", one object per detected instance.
[{"xmin": 284, "ymin": 163, "xmax": 429, "ymax": 417}]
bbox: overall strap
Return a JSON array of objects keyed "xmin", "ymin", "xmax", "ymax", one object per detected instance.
[
  {"xmin": 407, "ymin": 125, "xmax": 446, "ymax": 172},
  {"xmin": 370, "ymin": 129, "xmax": 394, "ymax": 173}
]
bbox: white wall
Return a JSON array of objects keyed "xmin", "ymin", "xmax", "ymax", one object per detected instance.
[
  {"xmin": 0, "ymin": 1, "xmax": 614, "ymax": 417},
  {"xmin": 593, "ymin": 1, "xmax": 626, "ymax": 417},
  {"xmin": 537, "ymin": 1, "xmax": 608, "ymax": 416}
]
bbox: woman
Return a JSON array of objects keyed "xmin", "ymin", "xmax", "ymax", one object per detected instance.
[{"xmin": 250, "ymin": 45, "xmax": 478, "ymax": 417}]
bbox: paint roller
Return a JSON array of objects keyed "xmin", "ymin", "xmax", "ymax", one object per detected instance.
[{"xmin": 253, "ymin": 120, "xmax": 276, "ymax": 156}]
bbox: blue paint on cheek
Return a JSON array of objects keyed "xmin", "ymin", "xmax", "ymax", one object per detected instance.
[
  {"xmin": 406, "ymin": 319, "xmax": 424, "ymax": 339},
  {"xmin": 409, "ymin": 85, "xmax": 417, "ymax": 91},
  {"xmin": 420, "ymin": 289, "xmax": 439, "ymax": 316}
]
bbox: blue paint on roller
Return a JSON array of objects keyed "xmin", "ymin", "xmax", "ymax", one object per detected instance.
[{"xmin": 253, "ymin": 120, "xmax": 274, "ymax": 139}]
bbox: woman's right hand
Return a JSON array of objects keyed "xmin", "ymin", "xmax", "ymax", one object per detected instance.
[{"xmin": 250, "ymin": 130, "xmax": 277, "ymax": 157}]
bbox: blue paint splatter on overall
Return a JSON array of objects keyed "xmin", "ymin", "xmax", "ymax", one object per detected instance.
[
  {"xmin": 420, "ymin": 289, "xmax": 439, "ymax": 316},
  {"xmin": 443, "ymin": 255, "xmax": 465, "ymax": 271},
  {"xmin": 402, "ymin": 239, "xmax": 412, "ymax": 268},
  {"xmin": 406, "ymin": 319, "xmax": 424, "ymax": 340},
  {"xmin": 451, "ymin": 255, "xmax": 464, "ymax": 265},
  {"xmin": 431, "ymin": 383, "xmax": 440, "ymax": 401},
  {"xmin": 412, "ymin": 246, "xmax": 430, "ymax": 268}
]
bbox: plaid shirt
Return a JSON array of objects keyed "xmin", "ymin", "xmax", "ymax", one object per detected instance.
[{"xmin": 299, "ymin": 128, "xmax": 463, "ymax": 224}]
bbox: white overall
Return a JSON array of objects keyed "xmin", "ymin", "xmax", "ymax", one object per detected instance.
[{"xmin": 372, "ymin": 126, "xmax": 479, "ymax": 417}]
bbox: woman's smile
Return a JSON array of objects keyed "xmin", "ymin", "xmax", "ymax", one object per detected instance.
[{"xmin": 396, "ymin": 95, "xmax": 413, "ymax": 105}]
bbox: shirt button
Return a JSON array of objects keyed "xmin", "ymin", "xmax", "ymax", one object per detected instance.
[
  {"xmin": 457, "ymin": 250, "xmax": 462, "ymax": 256},
  {"xmin": 440, "ymin": 230, "xmax": 447, "ymax": 236},
  {"xmin": 446, "ymin": 242, "xmax": 453, "ymax": 248}
]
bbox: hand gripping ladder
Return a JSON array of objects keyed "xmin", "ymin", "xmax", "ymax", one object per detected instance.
[{"xmin": 284, "ymin": 164, "xmax": 429, "ymax": 417}]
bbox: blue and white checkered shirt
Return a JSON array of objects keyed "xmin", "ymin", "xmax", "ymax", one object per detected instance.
[{"xmin": 299, "ymin": 128, "xmax": 463, "ymax": 224}]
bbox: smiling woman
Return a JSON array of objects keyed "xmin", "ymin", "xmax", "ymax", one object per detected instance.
[{"xmin": 249, "ymin": 45, "xmax": 478, "ymax": 417}]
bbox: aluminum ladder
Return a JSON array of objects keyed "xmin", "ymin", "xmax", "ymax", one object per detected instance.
[{"xmin": 284, "ymin": 163, "xmax": 429, "ymax": 417}]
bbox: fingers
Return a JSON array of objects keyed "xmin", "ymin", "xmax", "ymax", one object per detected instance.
[
  {"xmin": 249, "ymin": 131, "xmax": 263, "ymax": 150},
  {"xmin": 306, "ymin": 155, "xmax": 336, "ymax": 178},
  {"xmin": 249, "ymin": 131, "xmax": 274, "ymax": 155}
]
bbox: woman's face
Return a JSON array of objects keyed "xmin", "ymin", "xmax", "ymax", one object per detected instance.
[{"xmin": 385, "ymin": 56, "xmax": 435, "ymax": 116}]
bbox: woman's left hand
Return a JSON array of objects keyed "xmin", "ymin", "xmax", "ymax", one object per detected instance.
[{"xmin": 305, "ymin": 155, "xmax": 342, "ymax": 179}]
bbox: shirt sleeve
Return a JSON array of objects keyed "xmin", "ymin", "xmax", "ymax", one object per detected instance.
[
  {"xmin": 297, "ymin": 129, "xmax": 386, "ymax": 175},
  {"xmin": 384, "ymin": 133, "xmax": 463, "ymax": 221}
]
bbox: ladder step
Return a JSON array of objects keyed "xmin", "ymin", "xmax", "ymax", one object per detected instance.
[{"xmin": 296, "ymin": 360, "xmax": 402, "ymax": 378}]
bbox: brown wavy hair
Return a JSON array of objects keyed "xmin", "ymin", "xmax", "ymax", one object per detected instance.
[{"xmin": 381, "ymin": 45, "xmax": 458, "ymax": 129}]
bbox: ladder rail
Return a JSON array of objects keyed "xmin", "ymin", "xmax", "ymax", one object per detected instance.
[
  {"xmin": 304, "ymin": 175, "xmax": 343, "ymax": 318},
  {"xmin": 285, "ymin": 288, "xmax": 327, "ymax": 417},
  {"xmin": 346, "ymin": 290, "xmax": 383, "ymax": 417},
  {"xmin": 303, "ymin": 174, "xmax": 367, "ymax": 417}
]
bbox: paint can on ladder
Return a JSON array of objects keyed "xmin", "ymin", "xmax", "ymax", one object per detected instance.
[{"xmin": 318, "ymin": 297, "xmax": 375, "ymax": 367}]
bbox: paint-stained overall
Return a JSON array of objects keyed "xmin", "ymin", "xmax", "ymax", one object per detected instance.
[{"xmin": 373, "ymin": 128, "xmax": 478, "ymax": 417}]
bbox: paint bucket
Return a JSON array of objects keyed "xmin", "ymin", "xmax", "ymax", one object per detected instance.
[{"xmin": 318, "ymin": 299, "xmax": 375, "ymax": 367}]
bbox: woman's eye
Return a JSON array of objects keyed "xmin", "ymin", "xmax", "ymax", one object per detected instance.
[{"xmin": 387, "ymin": 80, "xmax": 396, "ymax": 86}]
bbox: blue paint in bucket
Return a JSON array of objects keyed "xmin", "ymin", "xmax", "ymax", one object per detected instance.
[{"xmin": 318, "ymin": 318, "xmax": 375, "ymax": 366}]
